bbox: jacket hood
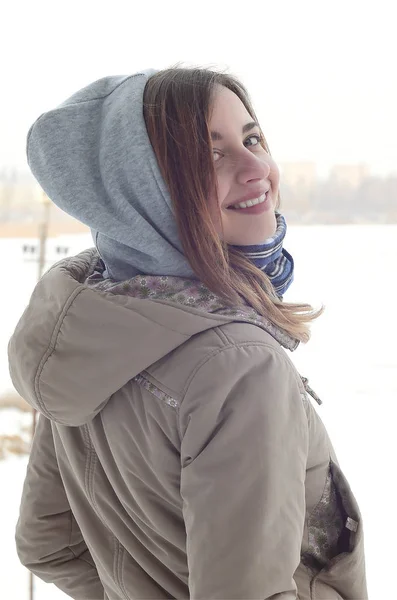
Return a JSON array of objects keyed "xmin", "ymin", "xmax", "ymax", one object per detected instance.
[
  {"xmin": 27, "ymin": 70, "xmax": 195, "ymax": 280},
  {"xmin": 8, "ymin": 250, "xmax": 250, "ymax": 426}
]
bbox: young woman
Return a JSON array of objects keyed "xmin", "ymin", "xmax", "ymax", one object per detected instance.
[{"xmin": 9, "ymin": 67, "xmax": 367, "ymax": 599}]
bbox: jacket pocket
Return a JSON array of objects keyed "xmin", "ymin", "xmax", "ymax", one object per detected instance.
[
  {"xmin": 302, "ymin": 462, "xmax": 347, "ymax": 574},
  {"xmin": 310, "ymin": 460, "xmax": 368, "ymax": 600}
]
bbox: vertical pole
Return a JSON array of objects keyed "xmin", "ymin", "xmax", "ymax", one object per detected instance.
[
  {"xmin": 29, "ymin": 191, "xmax": 50, "ymax": 600},
  {"xmin": 29, "ymin": 567, "xmax": 34, "ymax": 600},
  {"xmin": 37, "ymin": 222, "xmax": 45, "ymax": 282},
  {"xmin": 37, "ymin": 193, "xmax": 51, "ymax": 281}
]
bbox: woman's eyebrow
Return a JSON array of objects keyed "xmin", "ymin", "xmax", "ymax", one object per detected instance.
[{"xmin": 210, "ymin": 121, "xmax": 259, "ymax": 141}]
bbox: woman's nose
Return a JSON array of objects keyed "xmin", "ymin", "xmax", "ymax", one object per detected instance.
[{"xmin": 236, "ymin": 152, "xmax": 270, "ymax": 184}]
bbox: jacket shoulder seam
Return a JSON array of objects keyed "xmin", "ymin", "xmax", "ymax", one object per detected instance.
[
  {"xmin": 212, "ymin": 326, "xmax": 230, "ymax": 345},
  {"xmin": 181, "ymin": 341, "xmax": 289, "ymax": 399},
  {"xmin": 34, "ymin": 286, "xmax": 86, "ymax": 418}
]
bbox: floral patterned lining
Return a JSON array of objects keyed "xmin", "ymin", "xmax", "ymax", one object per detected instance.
[
  {"xmin": 86, "ymin": 269, "xmax": 299, "ymax": 351},
  {"xmin": 302, "ymin": 469, "xmax": 345, "ymax": 571},
  {"xmin": 134, "ymin": 373, "xmax": 179, "ymax": 409}
]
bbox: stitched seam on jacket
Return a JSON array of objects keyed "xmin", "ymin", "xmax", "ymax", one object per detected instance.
[
  {"xmin": 181, "ymin": 341, "xmax": 292, "ymax": 398},
  {"xmin": 140, "ymin": 370, "xmax": 180, "ymax": 403},
  {"xmin": 212, "ymin": 326, "xmax": 230, "ymax": 345},
  {"xmin": 87, "ymin": 447, "xmax": 98, "ymax": 511},
  {"xmin": 112, "ymin": 539, "xmax": 119, "ymax": 598},
  {"xmin": 113, "ymin": 539, "xmax": 129, "ymax": 600},
  {"xmin": 118, "ymin": 543, "xmax": 129, "ymax": 600},
  {"xmin": 100, "ymin": 296, "xmax": 192, "ymax": 338},
  {"xmin": 134, "ymin": 373, "xmax": 179, "ymax": 410},
  {"xmin": 34, "ymin": 286, "xmax": 85, "ymax": 419},
  {"xmin": 82, "ymin": 425, "xmax": 100, "ymax": 513},
  {"xmin": 83, "ymin": 427, "xmax": 91, "ymax": 508},
  {"xmin": 82, "ymin": 426, "xmax": 129, "ymax": 600}
]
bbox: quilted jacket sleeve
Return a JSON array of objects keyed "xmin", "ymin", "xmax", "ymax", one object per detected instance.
[
  {"xmin": 179, "ymin": 342, "xmax": 309, "ymax": 599},
  {"xmin": 15, "ymin": 414, "xmax": 104, "ymax": 600}
]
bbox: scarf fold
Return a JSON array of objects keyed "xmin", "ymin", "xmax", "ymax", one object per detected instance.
[{"xmin": 235, "ymin": 212, "xmax": 294, "ymax": 297}]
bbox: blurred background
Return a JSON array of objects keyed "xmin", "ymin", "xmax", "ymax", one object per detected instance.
[{"xmin": 1, "ymin": 1, "xmax": 396, "ymax": 598}]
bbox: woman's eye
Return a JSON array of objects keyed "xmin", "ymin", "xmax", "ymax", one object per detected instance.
[
  {"xmin": 212, "ymin": 135, "xmax": 262, "ymax": 162},
  {"xmin": 244, "ymin": 134, "xmax": 261, "ymax": 147}
]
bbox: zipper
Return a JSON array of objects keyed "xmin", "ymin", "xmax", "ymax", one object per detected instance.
[{"xmin": 301, "ymin": 377, "xmax": 323, "ymax": 405}]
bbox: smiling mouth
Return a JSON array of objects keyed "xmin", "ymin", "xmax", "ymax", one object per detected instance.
[{"xmin": 228, "ymin": 192, "xmax": 267, "ymax": 210}]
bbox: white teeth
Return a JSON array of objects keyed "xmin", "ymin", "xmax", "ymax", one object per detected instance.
[{"xmin": 232, "ymin": 193, "xmax": 266, "ymax": 210}]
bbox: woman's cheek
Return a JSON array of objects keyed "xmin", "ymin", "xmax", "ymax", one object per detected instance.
[{"xmin": 270, "ymin": 159, "xmax": 280, "ymax": 188}]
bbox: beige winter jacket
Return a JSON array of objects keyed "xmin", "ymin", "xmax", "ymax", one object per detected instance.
[{"xmin": 8, "ymin": 250, "xmax": 367, "ymax": 600}]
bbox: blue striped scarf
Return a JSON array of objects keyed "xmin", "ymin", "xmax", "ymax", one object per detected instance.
[{"xmin": 234, "ymin": 212, "xmax": 294, "ymax": 298}]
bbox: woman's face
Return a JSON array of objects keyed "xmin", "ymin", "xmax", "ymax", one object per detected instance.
[{"xmin": 209, "ymin": 85, "xmax": 279, "ymax": 245}]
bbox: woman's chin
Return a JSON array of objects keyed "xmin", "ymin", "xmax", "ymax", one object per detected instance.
[
  {"xmin": 239, "ymin": 219, "xmax": 277, "ymax": 245},
  {"xmin": 222, "ymin": 210, "xmax": 278, "ymax": 246}
]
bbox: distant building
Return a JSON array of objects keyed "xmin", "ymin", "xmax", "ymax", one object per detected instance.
[
  {"xmin": 279, "ymin": 162, "xmax": 317, "ymax": 188},
  {"xmin": 330, "ymin": 164, "xmax": 369, "ymax": 188},
  {"xmin": 279, "ymin": 162, "xmax": 317, "ymax": 213}
]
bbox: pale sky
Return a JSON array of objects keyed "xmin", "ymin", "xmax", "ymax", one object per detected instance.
[{"xmin": 1, "ymin": 0, "xmax": 396, "ymax": 177}]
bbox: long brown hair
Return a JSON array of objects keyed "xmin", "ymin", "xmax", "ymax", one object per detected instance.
[{"xmin": 143, "ymin": 67, "xmax": 322, "ymax": 342}]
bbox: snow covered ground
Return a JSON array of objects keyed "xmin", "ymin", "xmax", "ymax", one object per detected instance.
[{"xmin": 1, "ymin": 225, "xmax": 396, "ymax": 598}]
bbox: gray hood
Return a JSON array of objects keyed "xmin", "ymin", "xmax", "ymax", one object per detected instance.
[{"xmin": 27, "ymin": 70, "xmax": 195, "ymax": 280}]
